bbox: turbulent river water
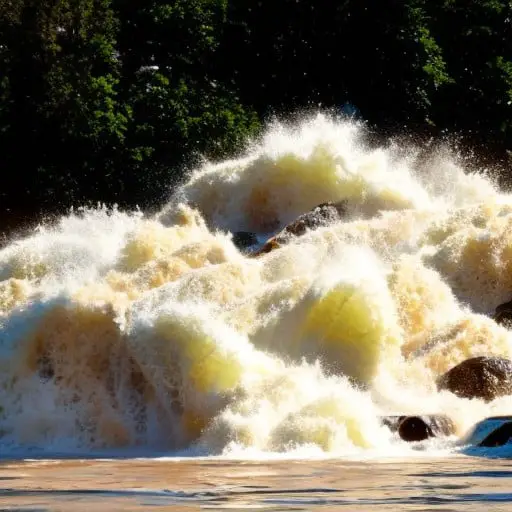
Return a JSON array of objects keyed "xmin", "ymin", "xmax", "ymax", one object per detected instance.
[{"xmin": 2, "ymin": 114, "xmax": 512, "ymax": 509}]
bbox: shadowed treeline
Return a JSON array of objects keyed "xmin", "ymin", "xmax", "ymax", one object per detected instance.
[{"xmin": 1, "ymin": 0, "xmax": 511, "ymax": 235}]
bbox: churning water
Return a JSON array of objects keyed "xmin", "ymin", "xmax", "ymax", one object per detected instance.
[{"xmin": 1, "ymin": 114, "xmax": 512, "ymax": 509}]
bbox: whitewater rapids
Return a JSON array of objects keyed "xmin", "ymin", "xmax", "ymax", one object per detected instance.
[{"xmin": 1, "ymin": 114, "xmax": 512, "ymax": 457}]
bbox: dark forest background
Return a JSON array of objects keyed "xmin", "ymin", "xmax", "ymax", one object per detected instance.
[{"xmin": 1, "ymin": 0, "xmax": 511, "ymax": 233}]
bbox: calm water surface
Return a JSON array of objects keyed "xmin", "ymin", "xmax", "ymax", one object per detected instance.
[{"xmin": 1, "ymin": 455, "xmax": 512, "ymax": 511}]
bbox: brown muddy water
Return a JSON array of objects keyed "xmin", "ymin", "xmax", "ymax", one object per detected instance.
[{"xmin": 1, "ymin": 456, "xmax": 512, "ymax": 511}]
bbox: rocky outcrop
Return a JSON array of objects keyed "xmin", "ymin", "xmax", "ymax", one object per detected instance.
[
  {"xmin": 253, "ymin": 201, "xmax": 347, "ymax": 256},
  {"xmin": 437, "ymin": 356, "xmax": 512, "ymax": 402}
]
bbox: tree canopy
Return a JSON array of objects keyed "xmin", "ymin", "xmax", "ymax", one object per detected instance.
[{"xmin": 0, "ymin": 0, "xmax": 511, "ymax": 228}]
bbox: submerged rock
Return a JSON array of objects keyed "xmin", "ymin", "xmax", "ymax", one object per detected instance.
[
  {"xmin": 253, "ymin": 201, "xmax": 347, "ymax": 256},
  {"xmin": 437, "ymin": 356, "xmax": 512, "ymax": 402}
]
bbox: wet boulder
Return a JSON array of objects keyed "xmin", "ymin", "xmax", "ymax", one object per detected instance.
[
  {"xmin": 380, "ymin": 415, "xmax": 455, "ymax": 442},
  {"xmin": 253, "ymin": 201, "xmax": 347, "ymax": 256},
  {"xmin": 437, "ymin": 356, "xmax": 512, "ymax": 402},
  {"xmin": 461, "ymin": 416, "xmax": 512, "ymax": 447},
  {"xmin": 397, "ymin": 415, "xmax": 455, "ymax": 442},
  {"xmin": 493, "ymin": 299, "xmax": 512, "ymax": 326},
  {"xmin": 232, "ymin": 231, "xmax": 259, "ymax": 252},
  {"xmin": 478, "ymin": 420, "xmax": 512, "ymax": 447}
]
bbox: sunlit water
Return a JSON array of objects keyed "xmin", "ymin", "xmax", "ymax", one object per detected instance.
[
  {"xmin": 2, "ymin": 114, "xmax": 512, "ymax": 508},
  {"xmin": 2, "ymin": 455, "xmax": 512, "ymax": 510}
]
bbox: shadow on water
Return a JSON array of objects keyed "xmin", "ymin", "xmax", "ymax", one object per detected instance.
[
  {"xmin": 3, "ymin": 487, "xmax": 512, "ymax": 508},
  {"xmin": 411, "ymin": 470, "xmax": 512, "ymax": 478}
]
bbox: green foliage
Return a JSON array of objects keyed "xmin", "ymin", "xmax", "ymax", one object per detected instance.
[
  {"xmin": 0, "ymin": 0, "xmax": 511, "ymax": 226},
  {"xmin": 112, "ymin": 0, "xmax": 259, "ymax": 206},
  {"xmin": 0, "ymin": 0, "xmax": 129, "ymax": 210},
  {"xmin": 119, "ymin": 69, "xmax": 258, "ymax": 205},
  {"xmin": 0, "ymin": 0, "xmax": 259, "ymax": 217},
  {"xmin": 427, "ymin": 0, "xmax": 512, "ymax": 143}
]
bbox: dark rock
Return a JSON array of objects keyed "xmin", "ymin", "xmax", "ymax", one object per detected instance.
[
  {"xmin": 253, "ymin": 201, "xmax": 347, "ymax": 256},
  {"xmin": 232, "ymin": 231, "xmax": 258, "ymax": 251},
  {"xmin": 494, "ymin": 299, "xmax": 512, "ymax": 326},
  {"xmin": 380, "ymin": 415, "xmax": 455, "ymax": 442},
  {"xmin": 460, "ymin": 416, "xmax": 512, "ymax": 447},
  {"xmin": 437, "ymin": 356, "xmax": 512, "ymax": 402},
  {"xmin": 478, "ymin": 420, "xmax": 512, "ymax": 447},
  {"xmin": 37, "ymin": 353, "xmax": 54, "ymax": 381},
  {"xmin": 397, "ymin": 415, "xmax": 455, "ymax": 442},
  {"xmin": 380, "ymin": 415, "xmax": 406, "ymax": 433}
]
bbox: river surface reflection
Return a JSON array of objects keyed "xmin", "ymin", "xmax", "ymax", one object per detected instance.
[{"xmin": 1, "ymin": 455, "xmax": 512, "ymax": 510}]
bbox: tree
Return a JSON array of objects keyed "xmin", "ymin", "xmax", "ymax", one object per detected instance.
[
  {"xmin": 0, "ymin": 0, "xmax": 128, "ymax": 215},
  {"xmin": 217, "ymin": 0, "xmax": 452, "ymax": 130},
  {"xmin": 0, "ymin": 0, "xmax": 259, "ymax": 221},
  {"xmin": 112, "ymin": 0, "xmax": 259, "ymax": 207},
  {"xmin": 428, "ymin": 0, "xmax": 512, "ymax": 146}
]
